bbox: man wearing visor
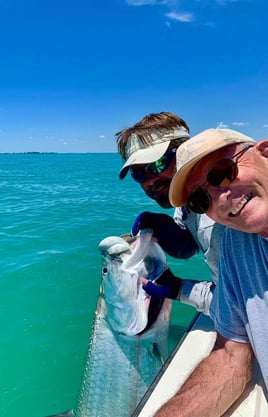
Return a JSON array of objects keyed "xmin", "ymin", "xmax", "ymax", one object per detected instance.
[
  {"xmin": 116, "ymin": 112, "xmax": 224, "ymax": 315},
  {"xmin": 154, "ymin": 128, "xmax": 268, "ymax": 417}
]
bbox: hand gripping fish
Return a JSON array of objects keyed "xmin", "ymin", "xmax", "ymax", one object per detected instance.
[{"xmin": 47, "ymin": 229, "xmax": 172, "ymax": 417}]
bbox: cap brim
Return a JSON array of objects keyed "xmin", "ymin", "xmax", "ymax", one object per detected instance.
[
  {"xmin": 119, "ymin": 141, "xmax": 170, "ymax": 179},
  {"xmin": 169, "ymin": 152, "xmax": 211, "ymax": 207}
]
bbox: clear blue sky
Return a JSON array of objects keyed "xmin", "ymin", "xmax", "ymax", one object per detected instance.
[{"xmin": 1, "ymin": 0, "xmax": 268, "ymax": 153}]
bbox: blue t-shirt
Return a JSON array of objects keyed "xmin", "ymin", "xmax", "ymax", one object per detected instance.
[{"xmin": 210, "ymin": 228, "xmax": 268, "ymax": 388}]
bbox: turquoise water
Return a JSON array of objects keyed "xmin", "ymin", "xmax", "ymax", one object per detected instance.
[{"xmin": 0, "ymin": 153, "xmax": 209, "ymax": 417}]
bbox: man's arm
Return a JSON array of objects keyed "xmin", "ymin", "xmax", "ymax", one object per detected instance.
[
  {"xmin": 131, "ymin": 212, "xmax": 199, "ymax": 258},
  {"xmin": 154, "ymin": 334, "xmax": 253, "ymax": 417}
]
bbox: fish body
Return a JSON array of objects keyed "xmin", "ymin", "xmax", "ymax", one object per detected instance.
[{"xmin": 74, "ymin": 230, "xmax": 172, "ymax": 417}]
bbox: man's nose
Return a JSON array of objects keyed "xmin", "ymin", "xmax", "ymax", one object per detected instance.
[
  {"xmin": 207, "ymin": 184, "xmax": 232, "ymax": 204},
  {"xmin": 141, "ymin": 174, "xmax": 157, "ymax": 188}
]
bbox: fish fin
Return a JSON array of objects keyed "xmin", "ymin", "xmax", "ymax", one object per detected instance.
[
  {"xmin": 45, "ymin": 410, "xmax": 74, "ymax": 417},
  {"xmin": 152, "ymin": 342, "xmax": 165, "ymax": 365}
]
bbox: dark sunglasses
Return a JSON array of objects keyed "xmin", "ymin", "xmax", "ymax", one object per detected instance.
[
  {"xmin": 187, "ymin": 145, "xmax": 253, "ymax": 214},
  {"xmin": 130, "ymin": 147, "xmax": 176, "ymax": 184}
]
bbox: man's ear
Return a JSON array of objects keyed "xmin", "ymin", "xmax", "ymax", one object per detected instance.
[{"xmin": 255, "ymin": 140, "xmax": 268, "ymax": 158}]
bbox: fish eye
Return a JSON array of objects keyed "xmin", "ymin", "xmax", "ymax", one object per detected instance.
[{"xmin": 102, "ymin": 267, "xmax": 108, "ymax": 274}]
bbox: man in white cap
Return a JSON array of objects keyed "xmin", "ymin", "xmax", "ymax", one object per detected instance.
[
  {"xmin": 154, "ymin": 128, "xmax": 268, "ymax": 417},
  {"xmin": 116, "ymin": 112, "xmax": 224, "ymax": 315}
]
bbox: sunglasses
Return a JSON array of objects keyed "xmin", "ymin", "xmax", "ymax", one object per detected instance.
[
  {"xmin": 130, "ymin": 147, "xmax": 176, "ymax": 184},
  {"xmin": 187, "ymin": 145, "xmax": 253, "ymax": 214}
]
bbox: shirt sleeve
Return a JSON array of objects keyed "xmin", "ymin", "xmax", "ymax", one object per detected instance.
[
  {"xmin": 180, "ymin": 279, "xmax": 215, "ymax": 316},
  {"xmin": 209, "ymin": 230, "xmax": 249, "ymax": 343}
]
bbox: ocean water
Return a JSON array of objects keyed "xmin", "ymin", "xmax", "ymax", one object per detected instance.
[{"xmin": 0, "ymin": 153, "xmax": 210, "ymax": 417}]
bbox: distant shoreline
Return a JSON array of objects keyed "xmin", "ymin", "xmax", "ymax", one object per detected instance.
[
  {"xmin": 0, "ymin": 152, "xmax": 118, "ymax": 155},
  {"xmin": 0, "ymin": 152, "xmax": 58, "ymax": 155}
]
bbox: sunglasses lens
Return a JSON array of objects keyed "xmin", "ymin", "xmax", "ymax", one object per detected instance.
[
  {"xmin": 207, "ymin": 159, "xmax": 238, "ymax": 186},
  {"xmin": 146, "ymin": 153, "xmax": 169, "ymax": 175},
  {"xmin": 187, "ymin": 187, "xmax": 211, "ymax": 214},
  {"xmin": 154, "ymin": 157, "xmax": 167, "ymax": 173},
  {"xmin": 133, "ymin": 148, "xmax": 176, "ymax": 181}
]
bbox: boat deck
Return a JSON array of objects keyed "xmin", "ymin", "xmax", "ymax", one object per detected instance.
[{"xmin": 132, "ymin": 313, "xmax": 268, "ymax": 417}]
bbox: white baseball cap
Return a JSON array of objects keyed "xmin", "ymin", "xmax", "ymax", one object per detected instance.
[{"xmin": 119, "ymin": 126, "xmax": 190, "ymax": 179}]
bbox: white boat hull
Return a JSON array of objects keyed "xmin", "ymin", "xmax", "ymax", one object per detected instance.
[{"xmin": 133, "ymin": 313, "xmax": 268, "ymax": 417}]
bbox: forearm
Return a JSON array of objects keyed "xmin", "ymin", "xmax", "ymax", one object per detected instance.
[
  {"xmin": 154, "ymin": 337, "xmax": 253, "ymax": 417},
  {"xmin": 157, "ymin": 223, "xmax": 199, "ymax": 258},
  {"xmin": 131, "ymin": 212, "xmax": 199, "ymax": 259},
  {"xmin": 144, "ymin": 274, "xmax": 215, "ymax": 311}
]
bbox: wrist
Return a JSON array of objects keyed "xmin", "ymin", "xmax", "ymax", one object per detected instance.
[{"xmin": 153, "ymin": 269, "xmax": 182, "ymax": 300}]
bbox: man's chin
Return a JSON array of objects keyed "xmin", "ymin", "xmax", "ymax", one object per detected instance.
[
  {"xmin": 145, "ymin": 188, "xmax": 171, "ymax": 209},
  {"xmin": 152, "ymin": 197, "xmax": 172, "ymax": 209}
]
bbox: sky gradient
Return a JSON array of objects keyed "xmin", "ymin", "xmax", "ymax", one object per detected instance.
[{"xmin": 1, "ymin": 0, "xmax": 268, "ymax": 153}]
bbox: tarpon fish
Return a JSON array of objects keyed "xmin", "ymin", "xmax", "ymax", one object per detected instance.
[{"xmin": 48, "ymin": 230, "xmax": 172, "ymax": 417}]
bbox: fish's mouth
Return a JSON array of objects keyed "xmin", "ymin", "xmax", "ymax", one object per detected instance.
[
  {"xmin": 138, "ymin": 296, "xmax": 165, "ymax": 335},
  {"xmin": 120, "ymin": 233, "xmax": 136, "ymax": 244},
  {"xmin": 137, "ymin": 271, "xmax": 168, "ymax": 335},
  {"xmin": 229, "ymin": 192, "xmax": 253, "ymax": 217}
]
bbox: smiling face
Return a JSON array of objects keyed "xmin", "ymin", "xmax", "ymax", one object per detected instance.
[{"xmin": 185, "ymin": 141, "xmax": 268, "ymax": 236}]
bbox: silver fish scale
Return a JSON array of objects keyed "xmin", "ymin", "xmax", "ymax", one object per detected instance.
[{"xmin": 74, "ymin": 315, "xmax": 163, "ymax": 417}]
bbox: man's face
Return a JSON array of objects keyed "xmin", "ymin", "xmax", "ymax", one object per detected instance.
[
  {"xmin": 185, "ymin": 142, "xmax": 268, "ymax": 236},
  {"xmin": 141, "ymin": 158, "xmax": 176, "ymax": 208},
  {"xmin": 130, "ymin": 151, "xmax": 177, "ymax": 209}
]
